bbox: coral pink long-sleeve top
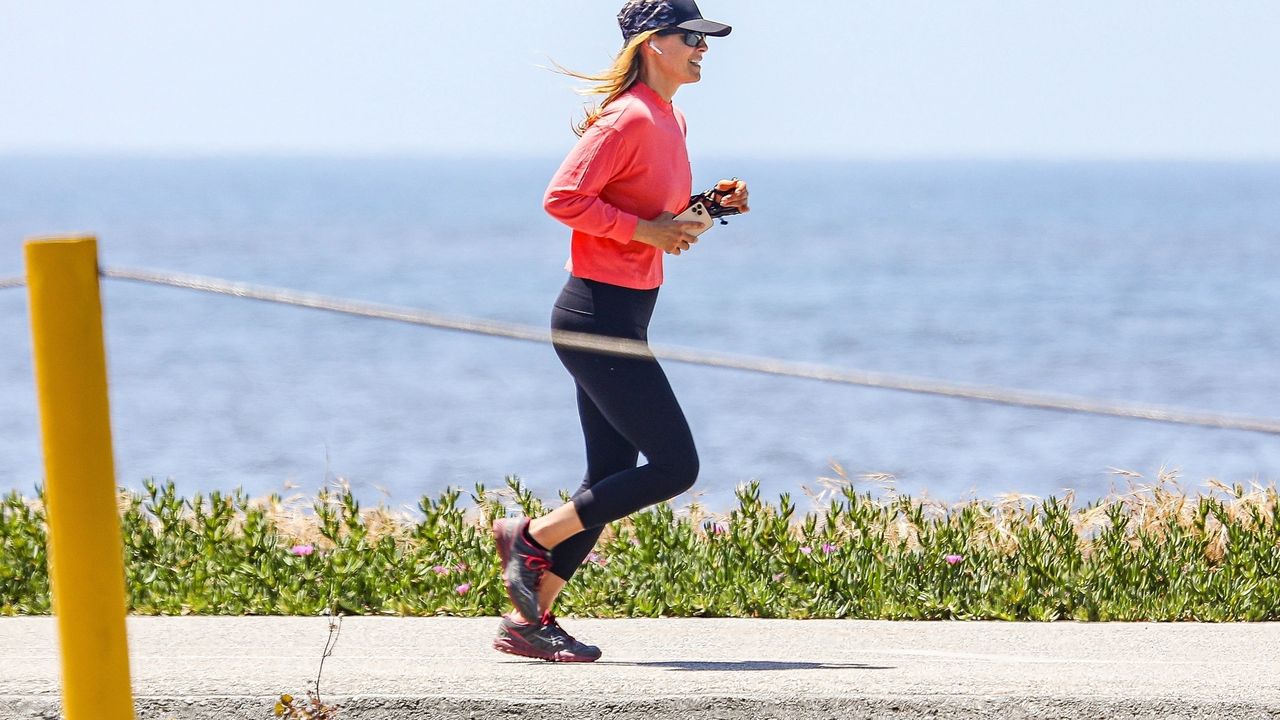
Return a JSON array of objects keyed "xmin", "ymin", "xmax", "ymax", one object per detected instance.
[{"xmin": 543, "ymin": 82, "xmax": 693, "ymax": 290}]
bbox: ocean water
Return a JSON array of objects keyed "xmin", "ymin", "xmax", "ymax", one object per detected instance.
[{"xmin": 2, "ymin": 157, "xmax": 1278, "ymax": 510}]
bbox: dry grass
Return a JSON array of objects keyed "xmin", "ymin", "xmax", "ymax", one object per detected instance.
[{"xmin": 86, "ymin": 469, "xmax": 1275, "ymax": 557}]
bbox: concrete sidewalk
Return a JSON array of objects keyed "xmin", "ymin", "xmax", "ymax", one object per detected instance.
[{"xmin": 2, "ymin": 616, "xmax": 1278, "ymax": 719}]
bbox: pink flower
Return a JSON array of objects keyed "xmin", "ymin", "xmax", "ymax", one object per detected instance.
[
  {"xmin": 630, "ymin": 537, "xmax": 641, "ymax": 546},
  {"xmin": 799, "ymin": 546, "xmax": 812, "ymax": 555},
  {"xmin": 945, "ymin": 554, "xmax": 964, "ymax": 566},
  {"xmin": 772, "ymin": 572, "xmax": 786, "ymax": 582},
  {"xmin": 455, "ymin": 582, "xmax": 471, "ymax": 595},
  {"xmin": 289, "ymin": 544, "xmax": 314, "ymax": 557},
  {"xmin": 587, "ymin": 552, "xmax": 608, "ymax": 566},
  {"xmin": 822, "ymin": 543, "xmax": 838, "ymax": 554},
  {"xmin": 432, "ymin": 565, "xmax": 449, "ymax": 576},
  {"xmin": 455, "ymin": 562, "xmax": 469, "ymax": 572}
]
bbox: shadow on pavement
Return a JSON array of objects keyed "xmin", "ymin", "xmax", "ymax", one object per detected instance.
[{"xmin": 597, "ymin": 660, "xmax": 894, "ymax": 672}]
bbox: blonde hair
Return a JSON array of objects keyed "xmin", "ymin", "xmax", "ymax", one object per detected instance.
[{"xmin": 554, "ymin": 30, "xmax": 660, "ymax": 137}]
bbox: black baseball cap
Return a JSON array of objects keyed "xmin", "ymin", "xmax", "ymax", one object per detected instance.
[{"xmin": 618, "ymin": 0, "xmax": 732, "ymax": 43}]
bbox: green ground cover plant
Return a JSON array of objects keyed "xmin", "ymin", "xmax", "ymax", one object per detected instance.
[{"xmin": 2, "ymin": 470, "xmax": 1277, "ymax": 620}]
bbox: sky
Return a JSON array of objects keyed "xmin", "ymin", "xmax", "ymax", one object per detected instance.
[{"xmin": 2, "ymin": 1, "xmax": 1279, "ymax": 160}]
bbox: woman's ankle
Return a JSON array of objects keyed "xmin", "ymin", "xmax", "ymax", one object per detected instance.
[
  {"xmin": 528, "ymin": 504, "xmax": 586, "ymax": 550},
  {"xmin": 526, "ymin": 519, "xmax": 546, "ymax": 549}
]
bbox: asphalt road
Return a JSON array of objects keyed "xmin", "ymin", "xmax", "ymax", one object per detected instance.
[{"xmin": 2, "ymin": 616, "xmax": 1278, "ymax": 719}]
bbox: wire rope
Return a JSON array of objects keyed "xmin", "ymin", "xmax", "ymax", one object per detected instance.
[{"xmin": 98, "ymin": 265, "xmax": 1280, "ymax": 436}]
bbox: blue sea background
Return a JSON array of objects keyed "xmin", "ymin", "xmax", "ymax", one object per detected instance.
[{"xmin": 2, "ymin": 157, "xmax": 1278, "ymax": 511}]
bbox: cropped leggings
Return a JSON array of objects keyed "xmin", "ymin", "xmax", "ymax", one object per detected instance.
[{"xmin": 547, "ymin": 276, "xmax": 700, "ymax": 582}]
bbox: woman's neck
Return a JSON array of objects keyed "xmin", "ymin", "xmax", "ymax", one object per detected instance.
[{"xmin": 637, "ymin": 69, "xmax": 679, "ymax": 103}]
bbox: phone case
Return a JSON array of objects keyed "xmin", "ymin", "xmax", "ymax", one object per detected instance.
[{"xmin": 674, "ymin": 202, "xmax": 715, "ymax": 236}]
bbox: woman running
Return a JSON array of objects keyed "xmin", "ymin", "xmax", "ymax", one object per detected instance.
[{"xmin": 491, "ymin": 0, "xmax": 749, "ymax": 663}]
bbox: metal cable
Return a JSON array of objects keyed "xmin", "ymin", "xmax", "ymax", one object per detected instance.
[
  {"xmin": 99, "ymin": 266, "xmax": 1280, "ymax": 436},
  {"xmin": 0, "ymin": 276, "xmax": 24, "ymax": 290}
]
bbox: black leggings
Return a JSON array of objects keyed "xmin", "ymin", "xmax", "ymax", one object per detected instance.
[{"xmin": 547, "ymin": 276, "xmax": 699, "ymax": 582}]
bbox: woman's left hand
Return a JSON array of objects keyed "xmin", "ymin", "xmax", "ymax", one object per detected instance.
[{"xmin": 716, "ymin": 178, "xmax": 750, "ymax": 213}]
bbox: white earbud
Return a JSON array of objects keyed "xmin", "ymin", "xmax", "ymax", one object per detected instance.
[{"xmin": 648, "ymin": 40, "xmax": 663, "ymax": 55}]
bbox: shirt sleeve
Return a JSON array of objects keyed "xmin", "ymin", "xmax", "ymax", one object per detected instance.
[{"xmin": 543, "ymin": 125, "xmax": 640, "ymax": 244}]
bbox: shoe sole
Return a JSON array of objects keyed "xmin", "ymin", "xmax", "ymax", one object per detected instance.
[{"xmin": 492, "ymin": 634, "xmax": 601, "ymax": 663}]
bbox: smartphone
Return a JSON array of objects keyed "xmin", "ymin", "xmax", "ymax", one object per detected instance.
[{"xmin": 673, "ymin": 202, "xmax": 715, "ymax": 236}]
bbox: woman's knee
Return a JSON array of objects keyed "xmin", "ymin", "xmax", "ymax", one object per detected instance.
[{"xmin": 659, "ymin": 445, "xmax": 699, "ymax": 497}]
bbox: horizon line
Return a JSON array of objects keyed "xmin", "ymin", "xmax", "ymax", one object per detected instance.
[{"xmin": 3, "ymin": 150, "xmax": 1280, "ymax": 164}]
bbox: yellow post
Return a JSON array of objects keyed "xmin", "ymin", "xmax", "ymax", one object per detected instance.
[{"xmin": 25, "ymin": 235, "xmax": 135, "ymax": 720}]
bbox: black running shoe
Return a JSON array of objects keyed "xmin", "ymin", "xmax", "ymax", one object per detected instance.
[
  {"xmin": 492, "ymin": 517, "xmax": 552, "ymax": 623},
  {"xmin": 492, "ymin": 613, "xmax": 602, "ymax": 663}
]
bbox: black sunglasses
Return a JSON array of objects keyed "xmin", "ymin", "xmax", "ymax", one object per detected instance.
[{"xmin": 656, "ymin": 28, "xmax": 707, "ymax": 47}]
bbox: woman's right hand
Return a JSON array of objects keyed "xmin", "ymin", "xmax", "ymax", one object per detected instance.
[{"xmin": 632, "ymin": 212, "xmax": 702, "ymax": 255}]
